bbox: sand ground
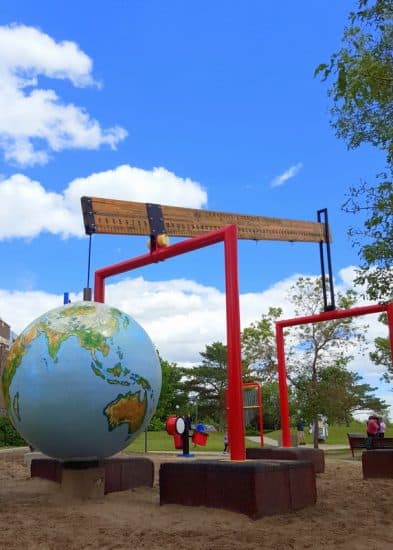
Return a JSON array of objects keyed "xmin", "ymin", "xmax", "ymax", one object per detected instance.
[{"xmin": 1, "ymin": 449, "xmax": 393, "ymax": 550}]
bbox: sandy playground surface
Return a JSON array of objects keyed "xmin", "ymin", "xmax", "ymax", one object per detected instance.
[{"xmin": 1, "ymin": 448, "xmax": 393, "ymax": 550}]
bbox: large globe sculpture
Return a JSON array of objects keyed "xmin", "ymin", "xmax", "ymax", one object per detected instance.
[{"xmin": 1, "ymin": 301, "xmax": 161, "ymax": 460}]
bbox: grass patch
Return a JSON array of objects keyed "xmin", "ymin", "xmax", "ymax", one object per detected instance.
[
  {"xmin": 124, "ymin": 421, "xmax": 392, "ymax": 454},
  {"xmin": 265, "ymin": 420, "xmax": 393, "ymax": 445},
  {"xmin": 125, "ymin": 430, "xmax": 261, "ymax": 453}
]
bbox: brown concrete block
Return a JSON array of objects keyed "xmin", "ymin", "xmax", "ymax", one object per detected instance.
[
  {"xmin": 292, "ymin": 448, "xmax": 325, "ymax": 474},
  {"xmin": 118, "ymin": 457, "xmax": 154, "ymax": 492},
  {"xmin": 362, "ymin": 450, "xmax": 393, "ymax": 479},
  {"xmin": 253, "ymin": 467, "xmax": 291, "ymax": 516},
  {"xmin": 160, "ymin": 460, "xmax": 316, "ymax": 519},
  {"xmin": 246, "ymin": 446, "xmax": 325, "ymax": 473},
  {"xmin": 160, "ymin": 462, "xmax": 207, "ymax": 506},
  {"xmin": 31, "ymin": 456, "xmax": 154, "ymax": 494},
  {"xmin": 103, "ymin": 458, "xmax": 123, "ymax": 493},
  {"xmin": 286, "ymin": 461, "xmax": 317, "ymax": 509},
  {"xmin": 31, "ymin": 458, "xmax": 62, "ymax": 482}
]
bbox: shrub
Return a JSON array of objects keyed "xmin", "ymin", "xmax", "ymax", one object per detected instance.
[
  {"xmin": 0, "ymin": 416, "xmax": 26, "ymax": 447},
  {"xmin": 148, "ymin": 416, "xmax": 165, "ymax": 431}
]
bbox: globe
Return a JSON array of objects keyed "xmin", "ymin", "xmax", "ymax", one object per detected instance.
[{"xmin": 1, "ymin": 301, "xmax": 161, "ymax": 460}]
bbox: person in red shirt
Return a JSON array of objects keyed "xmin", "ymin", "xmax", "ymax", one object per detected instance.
[{"xmin": 366, "ymin": 416, "xmax": 379, "ymax": 437}]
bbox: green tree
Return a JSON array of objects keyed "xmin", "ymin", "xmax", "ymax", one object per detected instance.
[
  {"xmin": 286, "ymin": 277, "xmax": 367, "ymax": 447},
  {"xmin": 343, "ymin": 178, "xmax": 393, "ymax": 302},
  {"xmin": 261, "ymin": 381, "xmax": 296, "ymax": 431},
  {"xmin": 241, "ymin": 307, "xmax": 282, "ymax": 382},
  {"xmin": 315, "ymin": 0, "xmax": 393, "ymax": 165},
  {"xmin": 369, "ymin": 316, "xmax": 392, "ymax": 380},
  {"xmin": 179, "ymin": 342, "xmax": 229, "ymax": 426},
  {"xmin": 149, "ymin": 354, "xmax": 187, "ymax": 430},
  {"xmin": 316, "ymin": 0, "xmax": 393, "ymax": 380},
  {"xmin": 295, "ymin": 366, "xmax": 388, "ymax": 426}
]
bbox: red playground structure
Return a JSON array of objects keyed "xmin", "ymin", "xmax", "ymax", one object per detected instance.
[
  {"xmin": 82, "ymin": 196, "xmax": 393, "ymax": 461},
  {"xmin": 276, "ymin": 302, "xmax": 393, "ymax": 447}
]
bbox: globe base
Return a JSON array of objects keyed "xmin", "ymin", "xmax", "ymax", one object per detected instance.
[{"xmin": 61, "ymin": 465, "xmax": 105, "ymax": 499}]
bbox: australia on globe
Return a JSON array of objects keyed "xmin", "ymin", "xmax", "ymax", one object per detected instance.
[{"xmin": 1, "ymin": 301, "xmax": 162, "ymax": 460}]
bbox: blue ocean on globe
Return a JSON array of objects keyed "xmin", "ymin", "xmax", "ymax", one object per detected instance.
[{"xmin": 1, "ymin": 301, "xmax": 162, "ymax": 460}]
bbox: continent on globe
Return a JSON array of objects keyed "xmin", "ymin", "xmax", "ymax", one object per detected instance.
[{"xmin": 104, "ymin": 390, "xmax": 147, "ymax": 435}]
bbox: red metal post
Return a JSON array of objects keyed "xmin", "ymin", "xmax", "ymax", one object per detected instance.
[
  {"xmin": 387, "ymin": 302, "xmax": 393, "ymax": 362},
  {"xmin": 257, "ymin": 384, "xmax": 264, "ymax": 447},
  {"xmin": 276, "ymin": 324, "xmax": 291, "ymax": 447},
  {"xmin": 94, "ymin": 272, "xmax": 105, "ymax": 303},
  {"xmin": 223, "ymin": 225, "xmax": 245, "ymax": 461},
  {"xmin": 242, "ymin": 382, "xmax": 264, "ymax": 447}
]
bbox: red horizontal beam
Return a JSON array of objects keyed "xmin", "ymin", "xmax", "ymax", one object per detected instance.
[
  {"xmin": 94, "ymin": 228, "xmax": 228, "ymax": 303},
  {"xmin": 276, "ymin": 303, "xmax": 389, "ymax": 329}
]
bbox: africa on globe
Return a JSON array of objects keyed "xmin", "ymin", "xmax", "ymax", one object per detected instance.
[{"xmin": 1, "ymin": 301, "xmax": 162, "ymax": 460}]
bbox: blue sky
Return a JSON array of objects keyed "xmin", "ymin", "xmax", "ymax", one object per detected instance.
[{"xmin": 0, "ymin": 1, "xmax": 391, "ymax": 416}]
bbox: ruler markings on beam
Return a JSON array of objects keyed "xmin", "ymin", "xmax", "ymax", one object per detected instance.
[{"xmin": 81, "ymin": 196, "xmax": 331, "ymax": 243}]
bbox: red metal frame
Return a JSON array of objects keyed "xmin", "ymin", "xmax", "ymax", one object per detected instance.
[
  {"xmin": 242, "ymin": 382, "xmax": 264, "ymax": 447},
  {"xmin": 276, "ymin": 302, "xmax": 393, "ymax": 447},
  {"xmin": 94, "ymin": 225, "xmax": 246, "ymax": 461}
]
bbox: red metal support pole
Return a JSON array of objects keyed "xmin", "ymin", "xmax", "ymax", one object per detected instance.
[
  {"xmin": 387, "ymin": 302, "xmax": 393, "ymax": 362},
  {"xmin": 94, "ymin": 272, "xmax": 105, "ymax": 303},
  {"xmin": 257, "ymin": 384, "xmax": 264, "ymax": 448},
  {"xmin": 224, "ymin": 225, "xmax": 245, "ymax": 461},
  {"xmin": 276, "ymin": 323, "xmax": 291, "ymax": 447},
  {"xmin": 242, "ymin": 382, "xmax": 264, "ymax": 447}
]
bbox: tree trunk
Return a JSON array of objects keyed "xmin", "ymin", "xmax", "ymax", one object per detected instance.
[{"xmin": 313, "ymin": 415, "xmax": 319, "ymax": 449}]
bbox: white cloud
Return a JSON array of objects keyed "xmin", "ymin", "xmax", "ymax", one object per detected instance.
[
  {"xmin": 270, "ymin": 162, "xmax": 303, "ymax": 188},
  {"xmin": 0, "ymin": 174, "xmax": 74, "ymax": 239},
  {"xmin": 1, "ymin": 269, "xmax": 391, "ymax": 412},
  {"xmin": 0, "ymin": 269, "xmax": 386, "ymax": 365},
  {"xmin": 64, "ymin": 165, "xmax": 208, "ymax": 213},
  {"xmin": 0, "ymin": 24, "xmax": 126, "ymax": 166},
  {"xmin": 0, "ymin": 165, "xmax": 207, "ymax": 239},
  {"xmin": 0, "ymin": 275, "xmax": 296, "ymax": 361}
]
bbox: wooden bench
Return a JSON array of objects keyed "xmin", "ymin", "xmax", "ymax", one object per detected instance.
[{"xmin": 347, "ymin": 433, "xmax": 393, "ymax": 458}]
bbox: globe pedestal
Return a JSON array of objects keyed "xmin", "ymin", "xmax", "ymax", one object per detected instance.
[
  {"xmin": 31, "ymin": 456, "xmax": 155, "ymax": 496},
  {"xmin": 61, "ymin": 462, "xmax": 105, "ymax": 499},
  {"xmin": 24, "ymin": 450, "xmax": 50, "ymax": 469}
]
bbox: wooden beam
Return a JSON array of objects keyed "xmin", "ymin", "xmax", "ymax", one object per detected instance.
[{"xmin": 81, "ymin": 196, "xmax": 331, "ymax": 243}]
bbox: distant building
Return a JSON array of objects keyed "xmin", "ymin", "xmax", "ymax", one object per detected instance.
[{"xmin": 0, "ymin": 318, "xmax": 14, "ymax": 416}]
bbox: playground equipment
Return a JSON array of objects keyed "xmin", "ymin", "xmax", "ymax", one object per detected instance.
[
  {"xmin": 81, "ymin": 196, "xmax": 329, "ymax": 461},
  {"xmin": 275, "ymin": 301, "xmax": 393, "ymax": 448},
  {"xmin": 165, "ymin": 415, "xmax": 208, "ymax": 455},
  {"xmin": 226, "ymin": 382, "xmax": 264, "ymax": 447},
  {"xmin": 80, "ymin": 196, "xmax": 393, "ymax": 460}
]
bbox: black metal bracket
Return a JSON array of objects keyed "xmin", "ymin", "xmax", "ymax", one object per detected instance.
[
  {"xmin": 81, "ymin": 197, "xmax": 96, "ymax": 235},
  {"xmin": 317, "ymin": 208, "xmax": 335, "ymax": 312},
  {"xmin": 146, "ymin": 203, "xmax": 166, "ymax": 250},
  {"xmin": 83, "ymin": 288, "xmax": 92, "ymax": 301}
]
